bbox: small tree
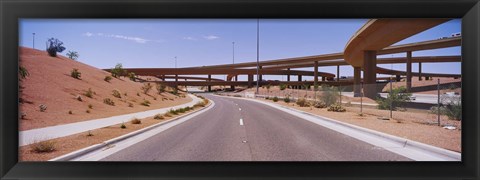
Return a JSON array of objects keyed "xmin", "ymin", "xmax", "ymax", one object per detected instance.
[
  {"xmin": 111, "ymin": 63, "xmax": 126, "ymax": 78},
  {"xmin": 376, "ymin": 86, "xmax": 411, "ymax": 111},
  {"xmin": 141, "ymin": 83, "xmax": 153, "ymax": 94},
  {"xmin": 156, "ymin": 83, "xmax": 166, "ymax": 94},
  {"xmin": 320, "ymin": 85, "xmax": 340, "ymax": 106},
  {"xmin": 66, "ymin": 51, "xmax": 79, "ymax": 60},
  {"xmin": 128, "ymin": 72, "xmax": 136, "ymax": 81},
  {"xmin": 46, "ymin": 38, "xmax": 66, "ymax": 57}
]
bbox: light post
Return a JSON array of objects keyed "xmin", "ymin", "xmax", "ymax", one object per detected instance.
[
  {"xmin": 174, "ymin": 56, "xmax": 177, "ymax": 68},
  {"xmin": 32, "ymin": 33, "xmax": 35, "ymax": 49},
  {"xmin": 233, "ymin": 41, "xmax": 237, "ymax": 81},
  {"xmin": 256, "ymin": 19, "xmax": 260, "ymax": 94}
]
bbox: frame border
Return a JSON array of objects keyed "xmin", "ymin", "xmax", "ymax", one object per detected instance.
[{"xmin": 1, "ymin": 0, "xmax": 479, "ymax": 179}]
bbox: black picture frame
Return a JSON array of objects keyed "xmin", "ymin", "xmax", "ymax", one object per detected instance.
[{"xmin": 1, "ymin": 0, "xmax": 479, "ymax": 179}]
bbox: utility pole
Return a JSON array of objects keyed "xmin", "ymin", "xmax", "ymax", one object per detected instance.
[
  {"xmin": 174, "ymin": 56, "xmax": 177, "ymax": 68},
  {"xmin": 256, "ymin": 19, "xmax": 260, "ymax": 94},
  {"xmin": 32, "ymin": 33, "xmax": 35, "ymax": 49}
]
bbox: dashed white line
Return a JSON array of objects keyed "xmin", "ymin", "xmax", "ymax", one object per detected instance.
[{"xmin": 239, "ymin": 118, "xmax": 244, "ymax": 126}]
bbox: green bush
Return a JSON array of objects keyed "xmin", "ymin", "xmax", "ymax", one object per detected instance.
[
  {"xmin": 70, "ymin": 68, "xmax": 81, "ymax": 79},
  {"xmin": 31, "ymin": 140, "xmax": 56, "ymax": 153},
  {"xmin": 279, "ymin": 84, "xmax": 287, "ymax": 90},
  {"xmin": 169, "ymin": 109, "xmax": 179, "ymax": 115},
  {"xmin": 103, "ymin": 98, "xmax": 115, "ymax": 106},
  {"xmin": 111, "ymin": 63, "xmax": 126, "ymax": 78},
  {"xmin": 272, "ymin": 96, "xmax": 279, "ymax": 102},
  {"xmin": 431, "ymin": 96, "xmax": 462, "ymax": 120},
  {"xmin": 66, "ymin": 51, "xmax": 79, "ymax": 60},
  {"xmin": 154, "ymin": 114, "xmax": 164, "ymax": 120},
  {"xmin": 112, "ymin": 89, "xmax": 122, "ymax": 98},
  {"xmin": 376, "ymin": 86, "xmax": 411, "ymax": 110},
  {"xmin": 156, "ymin": 83, "xmax": 167, "ymax": 94},
  {"xmin": 320, "ymin": 85, "xmax": 339, "ymax": 106},
  {"xmin": 104, "ymin": 76, "xmax": 112, "ymax": 82},
  {"xmin": 46, "ymin": 38, "xmax": 65, "ymax": 57},
  {"xmin": 120, "ymin": 122, "xmax": 126, "ymax": 129},
  {"xmin": 128, "ymin": 72, "xmax": 136, "ymax": 81},
  {"xmin": 283, "ymin": 96, "xmax": 291, "ymax": 103},
  {"xmin": 171, "ymin": 88, "xmax": 178, "ymax": 95},
  {"xmin": 327, "ymin": 103, "xmax": 346, "ymax": 112},
  {"xmin": 141, "ymin": 83, "xmax": 153, "ymax": 94},
  {"xmin": 296, "ymin": 98, "xmax": 309, "ymax": 107},
  {"xmin": 313, "ymin": 101, "xmax": 327, "ymax": 108}
]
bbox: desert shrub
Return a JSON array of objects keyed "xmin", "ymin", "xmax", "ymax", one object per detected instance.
[
  {"xmin": 140, "ymin": 100, "xmax": 151, "ymax": 106},
  {"xmin": 128, "ymin": 102, "xmax": 134, "ymax": 107},
  {"xmin": 154, "ymin": 114, "xmax": 164, "ymax": 120},
  {"xmin": 70, "ymin": 68, "xmax": 81, "ymax": 79},
  {"xmin": 111, "ymin": 63, "xmax": 126, "ymax": 78},
  {"xmin": 31, "ymin": 140, "xmax": 56, "ymax": 153},
  {"xmin": 39, "ymin": 104, "xmax": 47, "ymax": 112},
  {"xmin": 376, "ymin": 86, "xmax": 411, "ymax": 111},
  {"xmin": 327, "ymin": 103, "xmax": 346, "ymax": 112},
  {"xmin": 169, "ymin": 109, "xmax": 179, "ymax": 115},
  {"xmin": 76, "ymin": 95, "xmax": 83, "ymax": 101},
  {"xmin": 265, "ymin": 96, "xmax": 270, "ymax": 100},
  {"xmin": 171, "ymin": 88, "xmax": 178, "ymax": 95},
  {"xmin": 86, "ymin": 109, "xmax": 90, "ymax": 113},
  {"xmin": 68, "ymin": 110, "xmax": 72, "ymax": 114},
  {"xmin": 19, "ymin": 66, "xmax": 29, "ymax": 80},
  {"xmin": 20, "ymin": 112, "xmax": 27, "ymax": 119},
  {"xmin": 128, "ymin": 72, "xmax": 136, "ymax": 81},
  {"xmin": 104, "ymin": 76, "xmax": 112, "ymax": 82},
  {"xmin": 320, "ymin": 85, "xmax": 339, "ymax": 106},
  {"xmin": 178, "ymin": 108, "xmax": 186, "ymax": 113},
  {"xmin": 296, "ymin": 98, "xmax": 309, "ymax": 107},
  {"xmin": 112, "ymin": 89, "xmax": 122, "ymax": 98},
  {"xmin": 313, "ymin": 101, "xmax": 327, "ymax": 108},
  {"xmin": 272, "ymin": 96, "xmax": 279, "ymax": 102},
  {"xmin": 156, "ymin": 83, "xmax": 167, "ymax": 94},
  {"xmin": 131, "ymin": 118, "xmax": 141, "ymax": 124},
  {"xmin": 141, "ymin": 83, "xmax": 153, "ymax": 94},
  {"xmin": 431, "ymin": 95, "xmax": 462, "ymax": 120},
  {"xmin": 46, "ymin": 38, "xmax": 65, "ymax": 57},
  {"xmin": 164, "ymin": 113, "xmax": 172, "ymax": 117},
  {"xmin": 84, "ymin": 88, "xmax": 94, "ymax": 98},
  {"xmin": 66, "ymin": 51, "xmax": 79, "ymax": 60},
  {"xmin": 103, "ymin": 98, "xmax": 115, "ymax": 106},
  {"xmin": 88, "ymin": 104, "xmax": 93, "ymax": 109},
  {"xmin": 284, "ymin": 96, "xmax": 291, "ymax": 103},
  {"xmin": 279, "ymin": 84, "xmax": 287, "ymax": 90},
  {"xmin": 87, "ymin": 130, "xmax": 93, "ymax": 137},
  {"xmin": 120, "ymin": 122, "xmax": 126, "ymax": 129},
  {"xmin": 233, "ymin": 94, "xmax": 242, "ymax": 97}
]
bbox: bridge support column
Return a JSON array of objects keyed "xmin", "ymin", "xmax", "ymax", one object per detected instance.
[
  {"xmin": 337, "ymin": 65, "xmax": 340, "ymax": 81},
  {"xmin": 406, "ymin": 51, "xmax": 412, "ymax": 92},
  {"xmin": 396, "ymin": 75, "xmax": 401, "ymax": 82},
  {"xmin": 258, "ymin": 66, "xmax": 263, "ymax": 82},
  {"xmin": 418, "ymin": 62, "xmax": 422, "ymax": 81},
  {"xmin": 298, "ymin": 75, "xmax": 302, "ymax": 89},
  {"xmin": 353, "ymin": 67, "xmax": 361, "ymax": 97},
  {"xmin": 322, "ymin": 76, "xmax": 326, "ymax": 82},
  {"xmin": 248, "ymin": 74, "xmax": 253, "ymax": 88},
  {"xmin": 314, "ymin": 61, "xmax": 318, "ymax": 90},
  {"xmin": 207, "ymin": 74, "xmax": 211, "ymax": 92},
  {"xmin": 175, "ymin": 74, "xmax": 178, "ymax": 89},
  {"xmin": 363, "ymin": 51, "xmax": 377, "ymax": 99}
]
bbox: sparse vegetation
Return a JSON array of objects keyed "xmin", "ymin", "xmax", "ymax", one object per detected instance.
[
  {"xmin": 131, "ymin": 118, "xmax": 142, "ymax": 124},
  {"xmin": 66, "ymin": 51, "xmax": 79, "ymax": 60},
  {"xmin": 128, "ymin": 102, "xmax": 134, "ymax": 107},
  {"xmin": 376, "ymin": 86, "xmax": 411, "ymax": 111},
  {"xmin": 296, "ymin": 98, "xmax": 309, "ymax": 107},
  {"xmin": 112, "ymin": 89, "xmax": 122, "ymax": 98},
  {"xmin": 313, "ymin": 101, "xmax": 327, "ymax": 108},
  {"xmin": 86, "ymin": 109, "xmax": 90, "ymax": 113},
  {"xmin": 169, "ymin": 109, "xmax": 179, "ymax": 115},
  {"xmin": 46, "ymin": 38, "xmax": 66, "ymax": 57},
  {"xmin": 20, "ymin": 112, "xmax": 27, "ymax": 119},
  {"xmin": 284, "ymin": 96, "xmax": 291, "ymax": 103},
  {"xmin": 140, "ymin": 99, "xmax": 151, "ymax": 106},
  {"xmin": 154, "ymin": 114, "xmax": 164, "ymax": 120},
  {"xmin": 84, "ymin": 88, "xmax": 94, "ymax": 98},
  {"xmin": 39, "ymin": 104, "xmax": 47, "ymax": 112},
  {"xmin": 272, "ymin": 96, "xmax": 279, "ymax": 102},
  {"xmin": 171, "ymin": 88, "xmax": 178, "ymax": 95},
  {"xmin": 164, "ymin": 113, "xmax": 172, "ymax": 117},
  {"xmin": 128, "ymin": 72, "xmax": 136, "ymax": 81},
  {"xmin": 279, "ymin": 84, "xmax": 287, "ymax": 90},
  {"xmin": 104, "ymin": 76, "xmax": 112, "ymax": 82},
  {"xmin": 88, "ymin": 104, "xmax": 93, "ymax": 109},
  {"xmin": 19, "ymin": 66, "xmax": 29, "ymax": 80},
  {"xmin": 31, "ymin": 140, "xmax": 56, "ymax": 153},
  {"xmin": 103, "ymin": 98, "xmax": 115, "ymax": 106},
  {"xmin": 327, "ymin": 103, "xmax": 346, "ymax": 112},
  {"xmin": 70, "ymin": 68, "xmax": 81, "ymax": 79},
  {"xmin": 141, "ymin": 83, "xmax": 153, "ymax": 94},
  {"xmin": 111, "ymin": 63, "xmax": 126, "ymax": 78},
  {"xmin": 320, "ymin": 85, "xmax": 340, "ymax": 106},
  {"xmin": 120, "ymin": 122, "xmax": 126, "ymax": 129},
  {"xmin": 87, "ymin": 130, "xmax": 94, "ymax": 137},
  {"xmin": 68, "ymin": 110, "xmax": 72, "ymax": 114},
  {"xmin": 156, "ymin": 83, "xmax": 166, "ymax": 94},
  {"xmin": 430, "ymin": 95, "xmax": 462, "ymax": 120}
]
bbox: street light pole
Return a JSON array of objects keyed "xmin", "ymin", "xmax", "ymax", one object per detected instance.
[
  {"xmin": 174, "ymin": 56, "xmax": 177, "ymax": 68},
  {"xmin": 32, "ymin": 33, "xmax": 35, "ymax": 49},
  {"xmin": 256, "ymin": 19, "xmax": 260, "ymax": 94}
]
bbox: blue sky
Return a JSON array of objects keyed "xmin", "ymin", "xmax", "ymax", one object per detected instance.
[{"xmin": 19, "ymin": 19, "xmax": 461, "ymax": 81}]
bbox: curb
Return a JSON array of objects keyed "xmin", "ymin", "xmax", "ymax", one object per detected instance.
[
  {"xmin": 50, "ymin": 98, "xmax": 213, "ymax": 161},
  {"xmin": 215, "ymin": 94, "xmax": 461, "ymax": 161}
]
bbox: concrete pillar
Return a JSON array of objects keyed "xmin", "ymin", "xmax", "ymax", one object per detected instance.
[
  {"xmin": 337, "ymin": 65, "xmax": 340, "ymax": 81},
  {"xmin": 259, "ymin": 66, "xmax": 263, "ymax": 81},
  {"xmin": 406, "ymin": 51, "xmax": 412, "ymax": 92},
  {"xmin": 363, "ymin": 51, "xmax": 377, "ymax": 99},
  {"xmin": 298, "ymin": 75, "xmax": 302, "ymax": 89},
  {"xmin": 418, "ymin": 62, "xmax": 422, "ymax": 81},
  {"xmin": 207, "ymin": 74, "xmax": 212, "ymax": 92},
  {"xmin": 248, "ymin": 74, "xmax": 253, "ymax": 88},
  {"xmin": 353, "ymin": 67, "xmax": 361, "ymax": 97},
  {"xmin": 322, "ymin": 76, "xmax": 326, "ymax": 81},
  {"xmin": 175, "ymin": 74, "xmax": 178, "ymax": 89},
  {"xmin": 396, "ymin": 75, "xmax": 401, "ymax": 82},
  {"xmin": 314, "ymin": 61, "xmax": 318, "ymax": 90}
]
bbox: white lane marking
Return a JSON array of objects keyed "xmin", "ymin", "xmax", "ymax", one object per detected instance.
[{"xmin": 239, "ymin": 119, "xmax": 244, "ymax": 126}]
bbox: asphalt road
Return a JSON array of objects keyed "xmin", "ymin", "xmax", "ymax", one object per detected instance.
[{"xmin": 101, "ymin": 94, "xmax": 410, "ymax": 161}]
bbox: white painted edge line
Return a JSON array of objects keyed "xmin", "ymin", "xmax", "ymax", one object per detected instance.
[
  {"xmin": 239, "ymin": 119, "xmax": 244, "ymax": 126},
  {"xmin": 215, "ymin": 94, "xmax": 461, "ymax": 161},
  {"xmin": 49, "ymin": 99, "xmax": 215, "ymax": 161},
  {"xmin": 20, "ymin": 94, "xmax": 202, "ymax": 146}
]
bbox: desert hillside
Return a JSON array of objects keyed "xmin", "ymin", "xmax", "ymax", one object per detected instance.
[{"xmin": 19, "ymin": 47, "xmax": 191, "ymax": 131}]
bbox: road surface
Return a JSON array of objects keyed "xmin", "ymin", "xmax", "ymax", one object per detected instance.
[{"xmin": 101, "ymin": 94, "xmax": 410, "ymax": 161}]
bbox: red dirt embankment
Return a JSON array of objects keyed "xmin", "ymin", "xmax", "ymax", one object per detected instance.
[{"xmin": 19, "ymin": 47, "xmax": 190, "ymax": 131}]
